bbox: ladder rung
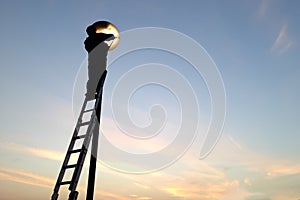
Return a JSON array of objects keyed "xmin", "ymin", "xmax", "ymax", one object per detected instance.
[
  {"xmin": 79, "ymin": 121, "xmax": 90, "ymax": 126},
  {"xmin": 63, "ymin": 164, "xmax": 77, "ymax": 169},
  {"xmin": 68, "ymin": 149, "xmax": 82, "ymax": 154},
  {"xmin": 74, "ymin": 134, "xmax": 86, "ymax": 139},
  {"xmin": 60, "ymin": 181, "xmax": 72, "ymax": 185},
  {"xmin": 85, "ymin": 98, "xmax": 95, "ymax": 102},
  {"xmin": 83, "ymin": 108, "xmax": 94, "ymax": 113}
]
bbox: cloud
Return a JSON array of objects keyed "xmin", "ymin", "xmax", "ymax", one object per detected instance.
[
  {"xmin": 244, "ymin": 178, "xmax": 252, "ymax": 186},
  {"xmin": 1, "ymin": 141, "xmax": 64, "ymax": 161},
  {"xmin": 245, "ymin": 172, "xmax": 300, "ymax": 200},
  {"xmin": 0, "ymin": 166, "xmax": 53, "ymax": 188},
  {"xmin": 271, "ymin": 24, "xmax": 293, "ymax": 54},
  {"xmin": 246, "ymin": 194, "xmax": 271, "ymax": 200},
  {"xmin": 2, "ymin": 134, "xmax": 300, "ymax": 200},
  {"xmin": 95, "ymin": 189, "xmax": 133, "ymax": 200},
  {"xmin": 267, "ymin": 164, "xmax": 300, "ymax": 177},
  {"xmin": 123, "ymin": 146, "xmax": 248, "ymax": 199},
  {"xmin": 257, "ymin": 0, "xmax": 268, "ymax": 18},
  {"xmin": 137, "ymin": 197, "xmax": 152, "ymax": 200},
  {"xmin": 162, "ymin": 180, "xmax": 240, "ymax": 199},
  {"xmin": 0, "ymin": 166, "xmax": 135, "ymax": 200},
  {"xmin": 95, "ymin": 132, "xmax": 300, "ymax": 200},
  {"xmin": 196, "ymin": 134, "xmax": 300, "ymax": 199}
]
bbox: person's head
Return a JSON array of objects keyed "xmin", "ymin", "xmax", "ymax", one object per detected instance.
[{"xmin": 86, "ymin": 25, "xmax": 96, "ymax": 36}]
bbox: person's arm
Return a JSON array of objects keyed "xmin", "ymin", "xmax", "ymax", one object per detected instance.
[{"xmin": 103, "ymin": 33, "xmax": 115, "ymax": 41}]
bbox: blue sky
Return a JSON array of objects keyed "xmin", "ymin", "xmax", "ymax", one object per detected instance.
[{"xmin": 0, "ymin": 0, "xmax": 300, "ymax": 200}]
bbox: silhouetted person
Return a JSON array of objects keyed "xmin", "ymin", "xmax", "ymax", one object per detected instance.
[{"xmin": 84, "ymin": 25, "xmax": 114, "ymax": 100}]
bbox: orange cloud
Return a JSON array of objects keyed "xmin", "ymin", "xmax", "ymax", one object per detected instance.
[
  {"xmin": 95, "ymin": 189, "xmax": 132, "ymax": 200},
  {"xmin": 0, "ymin": 166, "xmax": 53, "ymax": 188},
  {"xmin": 267, "ymin": 164, "xmax": 300, "ymax": 176},
  {"xmin": 0, "ymin": 166, "xmax": 134, "ymax": 200},
  {"xmin": 1, "ymin": 141, "xmax": 64, "ymax": 161},
  {"xmin": 163, "ymin": 180, "xmax": 240, "ymax": 199}
]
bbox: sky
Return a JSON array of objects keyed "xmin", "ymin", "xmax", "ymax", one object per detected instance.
[{"xmin": 0, "ymin": 0, "xmax": 300, "ymax": 200}]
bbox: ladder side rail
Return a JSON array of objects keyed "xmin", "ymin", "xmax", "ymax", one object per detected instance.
[
  {"xmin": 68, "ymin": 110, "xmax": 98, "ymax": 192},
  {"xmin": 51, "ymin": 99, "xmax": 88, "ymax": 199}
]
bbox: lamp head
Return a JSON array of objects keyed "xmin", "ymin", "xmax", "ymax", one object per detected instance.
[{"xmin": 86, "ymin": 21, "xmax": 120, "ymax": 51}]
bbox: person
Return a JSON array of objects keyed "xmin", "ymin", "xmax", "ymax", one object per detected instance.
[{"xmin": 84, "ymin": 25, "xmax": 115, "ymax": 100}]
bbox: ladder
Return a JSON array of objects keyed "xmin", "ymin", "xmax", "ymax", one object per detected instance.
[{"xmin": 51, "ymin": 71, "xmax": 107, "ymax": 200}]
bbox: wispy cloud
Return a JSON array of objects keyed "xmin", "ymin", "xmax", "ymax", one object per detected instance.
[
  {"xmin": 257, "ymin": 0, "xmax": 268, "ymax": 18},
  {"xmin": 0, "ymin": 166, "xmax": 53, "ymax": 188},
  {"xmin": 0, "ymin": 166, "xmax": 134, "ymax": 200},
  {"xmin": 267, "ymin": 163, "xmax": 300, "ymax": 176},
  {"xmin": 95, "ymin": 189, "xmax": 133, "ymax": 200},
  {"xmin": 271, "ymin": 24, "xmax": 293, "ymax": 54},
  {"xmin": 95, "ymin": 133, "xmax": 300, "ymax": 199},
  {"xmin": 2, "ymin": 135, "xmax": 300, "ymax": 200},
  {"xmin": 137, "ymin": 197, "xmax": 152, "ymax": 200},
  {"xmin": 123, "ymin": 142, "xmax": 248, "ymax": 199},
  {"xmin": 163, "ymin": 180, "xmax": 241, "ymax": 199},
  {"xmin": 1, "ymin": 141, "xmax": 64, "ymax": 161},
  {"xmin": 128, "ymin": 194, "xmax": 152, "ymax": 200},
  {"xmin": 206, "ymin": 134, "xmax": 300, "ymax": 200}
]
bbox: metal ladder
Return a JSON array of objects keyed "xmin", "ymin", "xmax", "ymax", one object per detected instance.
[{"xmin": 51, "ymin": 72, "xmax": 106, "ymax": 200}]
